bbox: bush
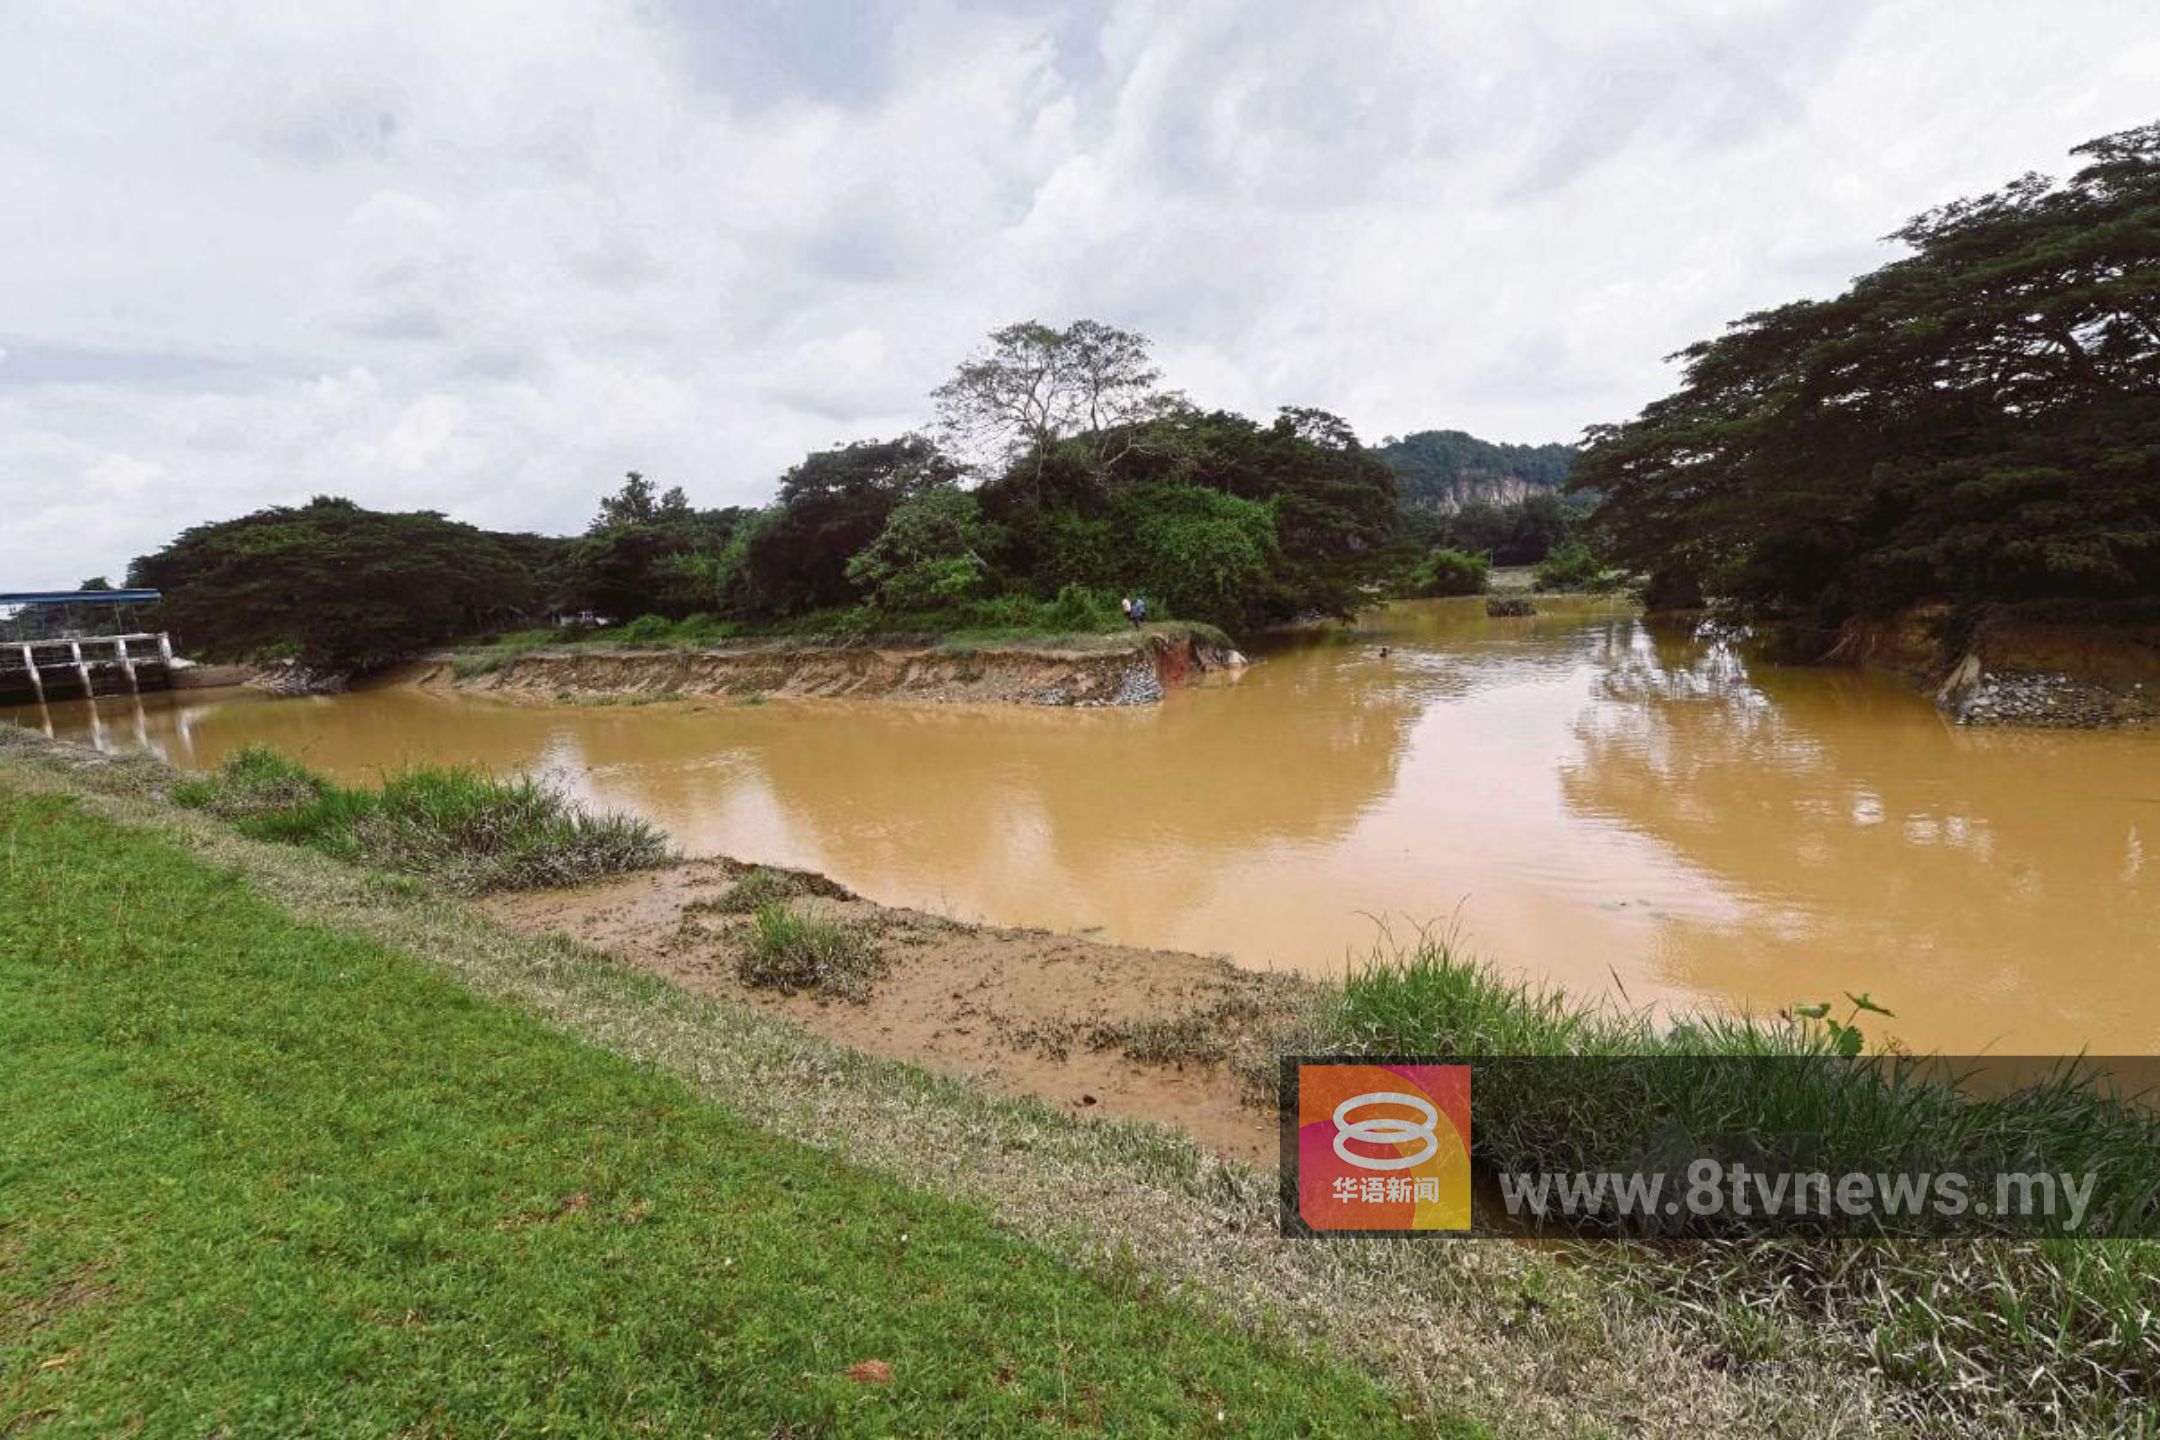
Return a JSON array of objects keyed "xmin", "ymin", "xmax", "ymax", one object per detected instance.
[
  {"xmin": 735, "ymin": 902, "xmax": 884, "ymax": 1001},
  {"xmin": 170, "ymin": 744, "xmax": 331, "ymax": 818},
  {"xmin": 618, "ymin": 614, "xmax": 674, "ymax": 644},
  {"xmin": 1408, "ymin": 548, "xmax": 1490, "ymax": 597},
  {"xmin": 1532, "ymin": 541, "xmax": 1610, "ymax": 592},
  {"xmin": 173, "ymin": 749, "xmax": 670, "ymax": 892}
]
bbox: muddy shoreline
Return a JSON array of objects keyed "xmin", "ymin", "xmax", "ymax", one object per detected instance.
[
  {"xmin": 481, "ymin": 855, "xmax": 1299, "ymax": 1160},
  {"xmin": 437, "ymin": 628, "xmax": 1248, "ymax": 707}
]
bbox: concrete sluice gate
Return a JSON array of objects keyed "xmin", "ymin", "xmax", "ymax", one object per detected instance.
[{"xmin": 0, "ymin": 633, "xmax": 177, "ymax": 703}]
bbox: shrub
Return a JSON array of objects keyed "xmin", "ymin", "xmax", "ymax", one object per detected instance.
[
  {"xmin": 1409, "ymin": 548, "xmax": 1490, "ymax": 597},
  {"xmin": 735, "ymin": 902, "xmax": 884, "ymax": 1001},
  {"xmin": 172, "ymin": 749, "xmax": 669, "ymax": 893},
  {"xmin": 169, "ymin": 744, "xmax": 331, "ymax": 818},
  {"xmin": 1532, "ymin": 541, "xmax": 1611, "ymax": 592},
  {"xmin": 618, "ymin": 614, "xmax": 674, "ymax": 644}
]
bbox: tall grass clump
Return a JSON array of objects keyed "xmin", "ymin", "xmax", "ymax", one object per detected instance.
[
  {"xmin": 173, "ymin": 748, "xmax": 669, "ymax": 892},
  {"xmin": 1304, "ymin": 932, "xmax": 2160, "ymax": 1429},
  {"xmin": 170, "ymin": 744, "xmax": 332, "ymax": 818},
  {"xmin": 734, "ymin": 901, "xmax": 884, "ymax": 1001}
]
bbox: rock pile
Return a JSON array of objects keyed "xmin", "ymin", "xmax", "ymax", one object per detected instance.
[{"xmin": 1948, "ymin": 669, "xmax": 2145, "ymax": 728}]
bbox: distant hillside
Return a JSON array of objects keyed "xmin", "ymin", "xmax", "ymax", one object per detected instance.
[{"xmin": 1375, "ymin": 430, "xmax": 1576, "ymax": 511}]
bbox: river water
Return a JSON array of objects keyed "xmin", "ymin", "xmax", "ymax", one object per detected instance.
[{"xmin": 10, "ymin": 597, "xmax": 2157, "ymax": 1054}]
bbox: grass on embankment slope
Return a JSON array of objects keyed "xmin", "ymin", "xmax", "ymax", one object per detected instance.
[
  {"xmin": 0, "ymin": 729, "xmax": 1877, "ymax": 1439},
  {"xmin": 0, "ymin": 786, "xmax": 1451, "ymax": 1439}
]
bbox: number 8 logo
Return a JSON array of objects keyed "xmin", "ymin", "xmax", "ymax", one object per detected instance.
[{"xmin": 1331, "ymin": 1091, "xmax": 1440, "ymax": 1171}]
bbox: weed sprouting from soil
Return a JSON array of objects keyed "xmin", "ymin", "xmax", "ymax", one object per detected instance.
[{"xmin": 735, "ymin": 901, "xmax": 885, "ymax": 1001}]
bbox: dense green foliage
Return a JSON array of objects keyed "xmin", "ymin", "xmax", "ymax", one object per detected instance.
[
  {"xmin": 128, "ymin": 497, "xmax": 551, "ymax": 671},
  {"xmin": 1375, "ymin": 430, "xmax": 1575, "ymax": 510},
  {"xmin": 560, "ymin": 472, "xmax": 748, "ymax": 622},
  {"xmin": 1531, "ymin": 541, "xmax": 1612, "ymax": 593},
  {"xmin": 170, "ymin": 745, "xmax": 668, "ymax": 892},
  {"xmin": 123, "ymin": 324, "xmax": 1592, "ymax": 667},
  {"xmin": 1576, "ymin": 123, "xmax": 2160, "ymax": 628},
  {"xmin": 0, "ymin": 788, "xmax": 1442, "ymax": 1437},
  {"xmin": 543, "ymin": 328, "xmax": 1407, "ymax": 636},
  {"xmin": 1405, "ymin": 548, "xmax": 1490, "ymax": 597}
]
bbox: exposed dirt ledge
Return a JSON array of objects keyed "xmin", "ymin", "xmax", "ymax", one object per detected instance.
[
  {"xmin": 434, "ymin": 629, "xmax": 1247, "ymax": 707},
  {"xmin": 479, "ymin": 857, "xmax": 1300, "ymax": 1160}
]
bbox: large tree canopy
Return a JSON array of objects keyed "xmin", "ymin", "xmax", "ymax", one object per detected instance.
[
  {"xmin": 1575, "ymin": 122, "xmax": 2160, "ymax": 625},
  {"xmin": 130, "ymin": 497, "xmax": 550, "ymax": 671},
  {"xmin": 932, "ymin": 319, "xmax": 1180, "ymax": 480}
]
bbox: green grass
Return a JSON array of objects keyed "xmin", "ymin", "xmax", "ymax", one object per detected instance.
[
  {"xmin": 0, "ymin": 788, "xmax": 1453, "ymax": 1438},
  {"xmin": 1302, "ymin": 934, "xmax": 2160, "ymax": 1430},
  {"xmin": 171, "ymin": 747, "xmax": 668, "ymax": 894},
  {"xmin": 736, "ymin": 901, "xmax": 886, "ymax": 1001},
  {"xmin": 443, "ymin": 590, "xmax": 1236, "ymax": 665}
]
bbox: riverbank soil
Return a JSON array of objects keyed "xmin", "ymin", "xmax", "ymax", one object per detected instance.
[
  {"xmin": 481, "ymin": 858, "xmax": 1298, "ymax": 1161},
  {"xmin": 438, "ymin": 627, "xmax": 1244, "ymax": 708}
]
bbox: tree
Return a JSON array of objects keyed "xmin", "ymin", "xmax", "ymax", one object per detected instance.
[
  {"xmin": 1408, "ymin": 548, "xmax": 1489, "ymax": 597},
  {"xmin": 588, "ymin": 471, "xmax": 689, "ymax": 534},
  {"xmin": 130, "ymin": 497, "xmax": 549, "ymax": 671},
  {"xmin": 1001, "ymin": 404, "xmax": 1402, "ymax": 621},
  {"xmin": 1576, "ymin": 121, "xmax": 2160, "ymax": 629},
  {"xmin": 740, "ymin": 435, "xmax": 961, "ymax": 617},
  {"xmin": 845, "ymin": 487, "xmax": 1005, "ymax": 612},
  {"xmin": 1111, "ymin": 484, "xmax": 1283, "ymax": 632},
  {"xmin": 565, "ymin": 472, "xmax": 742, "ymax": 620},
  {"xmin": 932, "ymin": 320, "xmax": 1178, "ymax": 480}
]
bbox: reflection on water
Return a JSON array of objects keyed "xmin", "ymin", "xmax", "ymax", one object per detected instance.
[{"xmin": 11, "ymin": 597, "xmax": 2158, "ymax": 1054}]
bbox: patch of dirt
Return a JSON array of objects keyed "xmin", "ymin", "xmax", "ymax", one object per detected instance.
[
  {"xmin": 429, "ymin": 631, "xmax": 1244, "ymax": 708},
  {"xmin": 480, "ymin": 858, "xmax": 1304, "ymax": 1161}
]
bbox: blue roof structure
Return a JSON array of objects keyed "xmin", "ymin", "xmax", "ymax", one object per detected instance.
[{"xmin": 0, "ymin": 590, "xmax": 162, "ymax": 606}]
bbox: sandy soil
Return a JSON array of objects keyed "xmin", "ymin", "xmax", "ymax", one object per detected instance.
[{"xmin": 480, "ymin": 858, "xmax": 1303, "ymax": 1161}]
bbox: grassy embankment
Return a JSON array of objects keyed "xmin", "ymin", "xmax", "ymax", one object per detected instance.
[
  {"xmin": 1287, "ymin": 941, "xmax": 2160, "ymax": 1433},
  {"xmin": 0, "ymin": 784, "xmax": 1462, "ymax": 1437},
  {"xmin": 35, "ymin": 738, "xmax": 2160, "ymax": 1431},
  {"xmin": 0, "ymin": 730, "xmax": 1883, "ymax": 1438}
]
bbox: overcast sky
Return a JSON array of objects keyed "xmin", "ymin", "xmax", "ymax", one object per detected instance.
[{"xmin": 2, "ymin": 0, "xmax": 2153, "ymax": 589}]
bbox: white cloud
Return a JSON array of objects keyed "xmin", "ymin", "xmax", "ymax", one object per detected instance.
[{"xmin": 0, "ymin": 0, "xmax": 2151, "ymax": 586}]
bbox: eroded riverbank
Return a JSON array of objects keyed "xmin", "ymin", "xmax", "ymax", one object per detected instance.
[{"xmin": 439, "ymin": 625, "xmax": 1247, "ymax": 707}]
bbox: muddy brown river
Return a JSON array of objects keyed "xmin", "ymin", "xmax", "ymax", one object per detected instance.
[{"xmin": 11, "ymin": 597, "xmax": 2158, "ymax": 1055}]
